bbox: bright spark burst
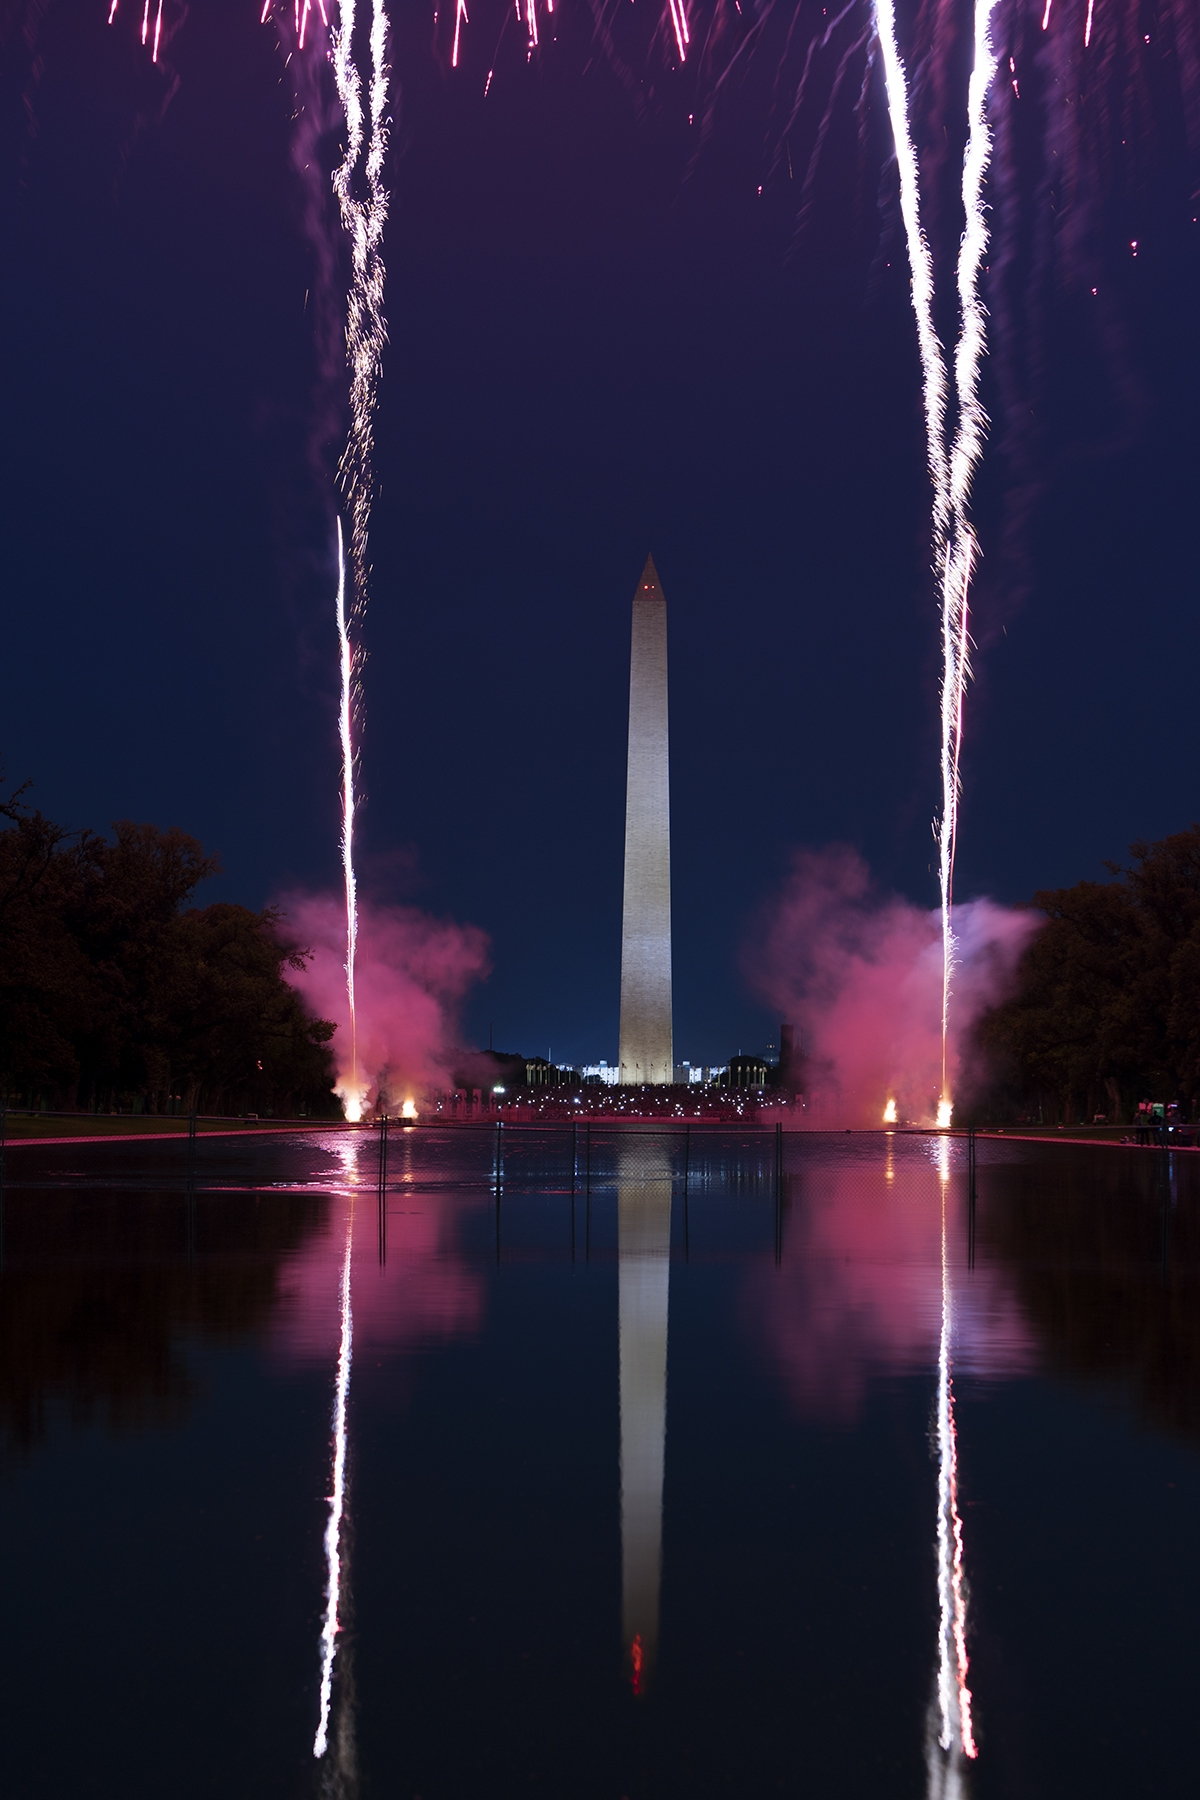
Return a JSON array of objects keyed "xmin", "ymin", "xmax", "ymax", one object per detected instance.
[{"xmin": 314, "ymin": 1198, "xmax": 355, "ymax": 1759}]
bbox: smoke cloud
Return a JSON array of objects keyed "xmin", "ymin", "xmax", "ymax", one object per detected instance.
[
  {"xmin": 747, "ymin": 847, "xmax": 1038, "ymax": 1126},
  {"xmin": 279, "ymin": 890, "xmax": 490, "ymax": 1114},
  {"xmin": 743, "ymin": 1149, "xmax": 1032, "ymax": 1423}
]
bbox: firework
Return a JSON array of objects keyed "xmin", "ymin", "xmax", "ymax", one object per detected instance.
[
  {"xmin": 928, "ymin": 1178, "xmax": 976, "ymax": 1793},
  {"xmin": 334, "ymin": 520, "xmax": 363, "ymax": 1121},
  {"xmin": 872, "ymin": 0, "xmax": 1000, "ymax": 1123},
  {"xmin": 314, "ymin": 1194, "xmax": 355, "ymax": 1759}
]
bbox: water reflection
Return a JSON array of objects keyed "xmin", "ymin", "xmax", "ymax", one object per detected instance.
[
  {"xmin": 748, "ymin": 1140, "xmax": 1031, "ymax": 1419},
  {"xmin": 927, "ymin": 1185, "xmax": 976, "ymax": 1799},
  {"xmin": 981, "ymin": 1147, "xmax": 1200, "ymax": 1441},
  {"xmin": 0, "ymin": 1186, "xmax": 329, "ymax": 1451},
  {"xmin": 314, "ymin": 1194, "xmax": 356, "ymax": 1765},
  {"xmin": 618, "ymin": 1141, "xmax": 672, "ymax": 1692},
  {"xmin": 5, "ymin": 1132, "xmax": 1200, "ymax": 1797}
]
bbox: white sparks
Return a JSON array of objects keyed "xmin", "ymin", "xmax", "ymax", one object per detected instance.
[
  {"xmin": 328, "ymin": 0, "xmax": 390, "ymax": 1118},
  {"xmin": 873, "ymin": 0, "xmax": 1000, "ymax": 1122},
  {"xmin": 333, "ymin": 520, "xmax": 362, "ymax": 1121},
  {"xmin": 931, "ymin": 1191, "xmax": 976, "ymax": 1779},
  {"xmin": 313, "ymin": 1201, "xmax": 355, "ymax": 1759}
]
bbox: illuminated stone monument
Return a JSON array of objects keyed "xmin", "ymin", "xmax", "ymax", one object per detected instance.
[{"xmin": 618, "ymin": 555, "xmax": 673, "ymax": 1085}]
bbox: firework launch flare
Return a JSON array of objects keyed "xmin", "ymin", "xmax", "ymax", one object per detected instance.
[
  {"xmin": 747, "ymin": 846, "xmax": 1037, "ymax": 1128},
  {"xmin": 281, "ymin": 891, "xmax": 490, "ymax": 1118}
]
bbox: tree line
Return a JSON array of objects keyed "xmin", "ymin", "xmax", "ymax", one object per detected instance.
[
  {"xmin": 0, "ymin": 778, "xmax": 339, "ymax": 1117},
  {"xmin": 978, "ymin": 825, "xmax": 1200, "ymax": 1125}
]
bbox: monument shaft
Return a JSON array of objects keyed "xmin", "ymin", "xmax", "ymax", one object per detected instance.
[{"xmin": 618, "ymin": 557, "xmax": 673, "ymax": 1084}]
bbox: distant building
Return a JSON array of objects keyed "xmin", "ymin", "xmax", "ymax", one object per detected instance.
[
  {"xmin": 581, "ymin": 1060, "xmax": 621, "ymax": 1085},
  {"xmin": 724, "ymin": 1054, "xmax": 770, "ymax": 1090},
  {"xmin": 525, "ymin": 1057, "xmax": 577, "ymax": 1088}
]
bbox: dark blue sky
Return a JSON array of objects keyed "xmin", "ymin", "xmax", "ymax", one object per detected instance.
[{"xmin": 2, "ymin": 0, "xmax": 1197, "ymax": 1066}]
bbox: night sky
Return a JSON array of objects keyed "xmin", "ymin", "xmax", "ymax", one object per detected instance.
[{"xmin": 2, "ymin": 0, "xmax": 1197, "ymax": 1067}]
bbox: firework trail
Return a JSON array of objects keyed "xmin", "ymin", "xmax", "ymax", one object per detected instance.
[
  {"xmin": 871, "ymin": 0, "xmax": 951, "ymax": 545},
  {"xmin": 871, "ymin": 0, "xmax": 1000, "ymax": 1123},
  {"xmin": 334, "ymin": 519, "xmax": 361, "ymax": 1118},
  {"xmin": 330, "ymin": 0, "xmax": 390, "ymax": 612},
  {"xmin": 935, "ymin": 0, "xmax": 1000, "ymax": 1117},
  {"xmin": 315, "ymin": 1194, "xmax": 356, "ymax": 1760},
  {"xmin": 927, "ymin": 1177, "xmax": 976, "ymax": 1797},
  {"xmin": 323, "ymin": 0, "xmax": 389, "ymax": 1122}
]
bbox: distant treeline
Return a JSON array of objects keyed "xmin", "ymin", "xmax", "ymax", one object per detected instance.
[
  {"xmin": 978, "ymin": 826, "xmax": 1200, "ymax": 1125},
  {"xmin": 0, "ymin": 778, "xmax": 339, "ymax": 1117}
]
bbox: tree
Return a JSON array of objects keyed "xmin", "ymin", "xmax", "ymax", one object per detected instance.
[
  {"xmin": 0, "ymin": 778, "xmax": 339, "ymax": 1115},
  {"xmin": 979, "ymin": 825, "xmax": 1200, "ymax": 1122}
]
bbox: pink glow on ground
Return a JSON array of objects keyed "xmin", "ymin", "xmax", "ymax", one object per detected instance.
[
  {"xmin": 279, "ymin": 890, "xmax": 489, "ymax": 1115},
  {"xmin": 747, "ymin": 846, "xmax": 1038, "ymax": 1126}
]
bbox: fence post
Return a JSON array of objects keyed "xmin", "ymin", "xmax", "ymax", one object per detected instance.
[
  {"xmin": 186, "ymin": 1109, "xmax": 198, "ymax": 1263},
  {"xmin": 967, "ymin": 1124, "xmax": 977, "ymax": 1270},
  {"xmin": 495, "ymin": 1120, "xmax": 502, "ymax": 1263},
  {"xmin": 378, "ymin": 1113, "xmax": 389, "ymax": 1265},
  {"xmin": 0, "ymin": 1087, "xmax": 6, "ymax": 1266}
]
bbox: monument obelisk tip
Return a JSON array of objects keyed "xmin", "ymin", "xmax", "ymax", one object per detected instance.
[{"xmin": 638, "ymin": 554, "xmax": 665, "ymax": 601}]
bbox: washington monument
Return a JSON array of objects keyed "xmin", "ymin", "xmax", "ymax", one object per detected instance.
[{"xmin": 618, "ymin": 555, "xmax": 673, "ymax": 1084}]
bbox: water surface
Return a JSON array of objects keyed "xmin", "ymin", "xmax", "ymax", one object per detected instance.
[{"xmin": 2, "ymin": 1127, "xmax": 1197, "ymax": 1798}]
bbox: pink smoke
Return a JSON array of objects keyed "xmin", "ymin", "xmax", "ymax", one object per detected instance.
[
  {"xmin": 747, "ymin": 847, "xmax": 1038, "ymax": 1126},
  {"xmin": 745, "ymin": 1148, "xmax": 1032, "ymax": 1422},
  {"xmin": 279, "ymin": 890, "xmax": 490, "ymax": 1114},
  {"xmin": 271, "ymin": 1190, "xmax": 484, "ymax": 1370}
]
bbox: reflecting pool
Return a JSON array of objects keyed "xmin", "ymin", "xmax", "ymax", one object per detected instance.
[{"xmin": 2, "ymin": 1126, "xmax": 1198, "ymax": 1798}]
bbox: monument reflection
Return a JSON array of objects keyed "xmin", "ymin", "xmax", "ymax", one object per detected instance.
[{"xmin": 617, "ymin": 1140, "xmax": 673, "ymax": 1692}]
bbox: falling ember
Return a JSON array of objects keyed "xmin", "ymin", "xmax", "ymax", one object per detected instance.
[
  {"xmin": 451, "ymin": 0, "xmax": 468, "ymax": 67},
  {"xmin": 883, "ymin": 1098, "xmax": 898, "ymax": 1124},
  {"xmin": 1084, "ymin": 0, "xmax": 1095, "ymax": 47},
  {"xmin": 666, "ymin": 0, "xmax": 690, "ymax": 61},
  {"xmin": 630, "ymin": 1634, "xmax": 645, "ymax": 1695},
  {"xmin": 334, "ymin": 520, "xmax": 363, "ymax": 1123},
  {"xmin": 152, "ymin": 0, "xmax": 162, "ymax": 60},
  {"xmin": 314, "ymin": 1198, "xmax": 355, "ymax": 1759}
]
